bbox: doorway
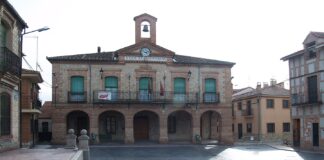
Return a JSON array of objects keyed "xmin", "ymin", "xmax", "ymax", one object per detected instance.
[
  {"xmin": 293, "ymin": 119, "xmax": 300, "ymax": 147},
  {"xmin": 134, "ymin": 116, "xmax": 149, "ymax": 140},
  {"xmin": 312, "ymin": 123, "xmax": 319, "ymax": 147},
  {"xmin": 133, "ymin": 111, "xmax": 159, "ymax": 142},
  {"xmin": 238, "ymin": 123, "xmax": 243, "ymax": 139}
]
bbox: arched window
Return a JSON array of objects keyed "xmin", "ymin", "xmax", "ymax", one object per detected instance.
[
  {"xmin": 204, "ymin": 78, "xmax": 218, "ymax": 103},
  {"xmin": 69, "ymin": 76, "xmax": 85, "ymax": 102},
  {"xmin": 1, "ymin": 93, "xmax": 11, "ymax": 136},
  {"xmin": 105, "ymin": 76, "xmax": 118, "ymax": 100},
  {"xmin": 174, "ymin": 77, "xmax": 186, "ymax": 102},
  {"xmin": 139, "ymin": 77, "xmax": 152, "ymax": 101}
]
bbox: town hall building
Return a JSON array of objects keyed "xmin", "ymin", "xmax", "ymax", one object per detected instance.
[{"xmin": 42, "ymin": 13, "xmax": 235, "ymax": 144}]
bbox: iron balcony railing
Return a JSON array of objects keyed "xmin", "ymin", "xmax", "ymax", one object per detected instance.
[
  {"xmin": 93, "ymin": 90, "xmax": 198, "ymax": 104},
  {"xmin": 68, "ymin": 91, "xmax": 87, "ymax": 103},
  {"xmin": 242, "ymin": 109, "xmax": 253, "ymax": 117},
  {"xmin": 291, "ymin": 93, "xmax": 322, "ymax": 106},
  {"xmin": 203, "ymin": 92, "xmax": 220, "ymax": 103},
  {"xmin": 34, "ymin": 99, "xmax": 42, "ymax": 110},
  {"xmin": 0, "ymin": 47, "xmax": 21, "ymax": 77}
]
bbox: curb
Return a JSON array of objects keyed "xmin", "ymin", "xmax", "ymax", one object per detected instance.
[{"xmin": 265, "ymin": 144, "xmax": 324, "ymax": 155}]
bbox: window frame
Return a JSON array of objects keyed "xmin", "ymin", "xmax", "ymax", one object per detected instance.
[
  {"xmin": 282, "ymin": 100, "xmax": 289, "ymax": 108},
  {"xmin": 246, "ymin": 123, "xmax": 252, "ymax": 133},
  {"xmin": 267, "ymin": 123, "xmax": 275, "ymax": 133},
  {"xmin": 283, "ymin": 122, "xmax": 290, "ymax": 132},
  {"xmin": 266, "ymin": 99, "xmax": 274, "ymax": 108}
]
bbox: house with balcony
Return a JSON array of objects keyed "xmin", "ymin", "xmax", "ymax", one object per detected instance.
[
  {"xmin": 232, "ymin": 80, "xmax": 291, "ymax": 143},
  {"xmin": 41, "ymin": 13, "xmax": 235, "ymax": 144},
  {"xmin": 0, "ymin": 0, "xmax": 27, "ymax": 152},
  {"xmin": 281, "ymin": 32, "xmax": 324, "ymax": 151},
  {"xmin": 21, "ymin": 69, "xmax": 43, "ymax": 148}
]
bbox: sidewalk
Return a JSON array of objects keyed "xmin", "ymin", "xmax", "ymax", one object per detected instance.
[{"xmin": 0, "ymin": 148, "xmax": 81, "ymax": 160}]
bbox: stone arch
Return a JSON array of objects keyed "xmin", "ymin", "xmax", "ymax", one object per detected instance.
[
  {"xmin": 167, "ymin": 110, "xmax": 192, "ymax": 142},
  {"xmin": 200, "ymin": 110, "xmax": 222, "ymax": 141},
  {"xmin": 66, "ymin": 110, "xmax": 90, "ymax": 136},
  {"xmin": 133, "ymin": 110, "xmax": 159, "ymax": 142},
  {"xmin": 98, "ymin": 110, "xmax": 125, "ymax": 143}
]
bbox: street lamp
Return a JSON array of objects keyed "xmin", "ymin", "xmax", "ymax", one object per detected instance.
[
  {"xmin": 22, "ymin": 26, "xmax": 50, "ymax": 35},
  {"xmin": 19, "ymin": 26, "xmax": 50, "ymax": 148}
]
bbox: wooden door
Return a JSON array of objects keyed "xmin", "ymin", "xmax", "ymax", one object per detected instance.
[
  {"xmin": 293, "ymin": 119, "xmax": 300, "ymax": 147},
  {"xmin": 134, "ymin": 116, "xmax": 149, "ymax": 140}
]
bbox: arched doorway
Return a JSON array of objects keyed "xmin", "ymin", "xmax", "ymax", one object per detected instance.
[
  {"xmin": 98, "ymin": 111, "xmax": 125, "ymax": 143},
  {"xmin": 66, "ymin": 111, "xmax": 89, "ymax": 136},
  {"xmin": 167, "ymin": 110, "xmax": 192, "ymax": 142},
  {"xmin": 200, "ymin": 111, "xmax": 221, "ymax": 141},
  {"xmin": 133, "ymin": 111, "xmax": 159, "ymax": 142}
]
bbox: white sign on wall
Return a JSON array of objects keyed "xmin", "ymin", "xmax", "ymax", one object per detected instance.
[{"xmin": 98, "ymin": 91, "xmax": 111, "ymax": 100}]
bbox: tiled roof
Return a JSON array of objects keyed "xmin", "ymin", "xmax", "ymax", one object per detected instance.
[
  {"xmin": 47, "ymin": 52, "xmax": 235, "ymax": 66},
  {"xmin": 39, "ymin": 101, "xmax": 53, "ymax": 118},
  {"xmin": 311, "ymin": 32, "xmax": 324, "ymax": 38},
  {"xmin": 173, "ymin": 55, "xmax": 235, "ymax": 66},
  {"xmin": 22, "ymin": 68, "xmax": 40, "ymax": 74},
  {"xmin": 3, "ymin": 0, "xmax": 28, "ymax": 28},
  {"xmin": 232, "ymin": 85, "xmax": 289, "ymax": 100},
  {"xmin": 47, "ymin": 52, "xmax": 115, "ymax": 62},
  {"xmin": 280, "ymin": 49, "xmax": 304, "ymax": 61}
]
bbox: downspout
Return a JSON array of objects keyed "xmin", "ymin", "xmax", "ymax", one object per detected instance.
[
  {"xmin": 258, "ymin": 94, "xmax": 261, "ymax": 141},
  {"xmin": 19, "ymin": 28, "xmax": 26, "ymax": 148}
]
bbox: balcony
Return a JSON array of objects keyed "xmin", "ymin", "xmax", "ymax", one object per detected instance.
[
  {"xmin": 68, "ymin": 91, "xmax": 87, "ymax": 103},
  {"xmin": 93, "ymin": 90, "xmax": 198, "ymax": 104},
  {"xmin": 203, "ymin": 92, "xmax": 220, "ymax": 103},
  {"xmin": 0, "ymin": 47, "xmax": 21, "ymax": 77},
  {"xmin": 242, "ymin": 109, "xmax": 253, "ymax": 117},
  {"xmin": 291, "ymin": 93, "xmax": 322, "ymax": 106},
  {"xmin": 33, "ymin": 99, "xmax": 42, "ymax": 110}
]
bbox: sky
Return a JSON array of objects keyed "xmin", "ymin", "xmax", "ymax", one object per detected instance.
[{"xmin": 8, "ymin": 0, "xmax": 324, "ymax": 102}]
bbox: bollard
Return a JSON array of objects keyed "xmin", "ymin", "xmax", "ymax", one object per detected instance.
[
  {"xmin": 78, "ymin": 129, "xmax": 90, "ymax": 160},
  {"xmin": 65, "ymin": 129, "xmax": 77, "ymax": 150}
]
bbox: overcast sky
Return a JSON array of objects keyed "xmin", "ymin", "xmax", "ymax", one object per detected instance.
[{"xmin": 9, "ymin": 0, "xmax": 324, "ymax": 102}]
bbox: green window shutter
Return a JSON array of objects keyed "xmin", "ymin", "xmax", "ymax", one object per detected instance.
[
  {"xmin": 0, "ymin": 24, "xmax": 7, "ymax": 47},
  {"xmin": 105, "ymin": 76, "xmax": 118, "ymax": 89},
  {"xmin": 139, "ymin": 77, "xmax": 150, "ymax": 90},
  {"xmin": 174, "ymin": 78, "xmax": 186, "ymax": 93},
  {"xmin": 205, "ymin": 79, "xmax": 216, "ymax": 92},
  {"xmin": 71, "ymin": 76, "xmax": 84, "ymax": 93}
]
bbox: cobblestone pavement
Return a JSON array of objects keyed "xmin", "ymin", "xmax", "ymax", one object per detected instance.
[{"xmin": 90, "ymin": 144, "xmax": 324, "ymax": 160}]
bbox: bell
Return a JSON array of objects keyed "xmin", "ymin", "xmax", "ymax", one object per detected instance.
[{"xmin": 142, "ymin": 25, "xmax": 149, "ymax": 32}]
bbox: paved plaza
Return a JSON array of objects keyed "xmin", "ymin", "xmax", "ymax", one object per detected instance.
[
  {"xmin": 90, "ymin": 144, "xmax": 324, "ymax": 160},
  {"xmin": 0, "ymin": 144, "xmax": 323, "ymax": 160}
]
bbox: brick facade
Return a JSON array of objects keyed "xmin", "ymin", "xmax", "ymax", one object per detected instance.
[
  {"xmin": 0, "ymin": 0, "xmax": 27, "ymax": 152},
  {"xmin": 43, "ymin": 13, "xmax": 235, "ymax": 145}
]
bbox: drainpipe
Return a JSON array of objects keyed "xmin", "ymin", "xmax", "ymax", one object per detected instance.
[
  {"xmin": 257, "ymin": 95, "xmax": 261, "ymax": 141},
  {"xmin": 19, "ymin": 28, "xmax": 26, "ymax": 148}
]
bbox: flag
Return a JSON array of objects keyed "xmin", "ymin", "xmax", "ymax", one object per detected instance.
[{"xmin": 160, "ymin": 81, "xmax": 164, "ymax": 96}]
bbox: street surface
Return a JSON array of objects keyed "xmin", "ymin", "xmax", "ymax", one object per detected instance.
[{"xmin": 90, "ymin": 144, "xmax": 324, "ymax": 160}]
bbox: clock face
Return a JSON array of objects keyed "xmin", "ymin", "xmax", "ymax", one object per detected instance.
[{"xmin": 140, "ymin": 47, "xmax": 151, "ymax": 57}]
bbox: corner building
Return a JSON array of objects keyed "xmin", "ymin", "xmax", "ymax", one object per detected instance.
[
  {"xmin": 45, "ymin": 14, "xmax": 235, "ymax": 144},
  {"xmin": 281, "ymin": 32, "xmax": 324, "ymax": 151}
]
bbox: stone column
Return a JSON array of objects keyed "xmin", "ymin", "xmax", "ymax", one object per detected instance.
[
  {"xmin": 192, "ymin": 111, "xmax": 201, "ymax": 144},
  {"xmin": 65, "ymin": 129, "xmax": 77, "ymax": 149},
  {"xmin": 159, "ymin": 113, "xmax": 168, "ymax": 144},
  {"xmin": 78, "ymin": 129, "xmax": 90, "ymax": 160},
  {"xmin": 90, "ymin": 110, "xmax": 99, "ymax": 143},
  {"xmin": 124, "ymin": 115, "xmax": 134, "ymax": 144},
  {"xmin": 52, "ymin": 111, "xmax": 66, "ymax": 144}
]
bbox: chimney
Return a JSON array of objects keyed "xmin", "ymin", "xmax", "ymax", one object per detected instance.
[
  {"xmin": 270, "ymin": 79, "xmax": 277, "ymax": 86},
  {"xmin": 263, "ymin": 82, "xmax": 269, "ymax": 88},
  {"xmin": 97, "ymin": 46, "xmax": 101, "ymax": 53},
  {"xmin": 256, "ymin": 82, "xmax": 261, "ymax": 90}
]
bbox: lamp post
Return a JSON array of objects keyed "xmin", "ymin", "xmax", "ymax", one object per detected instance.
[{"xmin": 19, "ymin": 26, "xmax": 50, "ymax": 148}]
